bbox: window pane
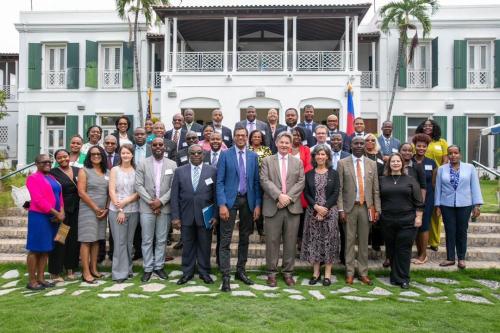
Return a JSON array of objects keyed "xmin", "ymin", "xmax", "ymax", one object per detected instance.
[
  {"xmin": 480, "ymin": 46, "xmax": 486, "ymax": 69},
  {"xmin": 467, "ymin": 127, "xmax": 489, "ymax": 164},
  {"xmin": 49, "ymin": 130, "xmax": 54, "ymax": 147},
  {"xmin": 420, "ymin": 46, "xmax": 426, "ymax": 69},
  {"xmin": 469, "ymin": 45, "xmax": 474, "ymax": 69},
  {"xmin": 408, "ymin": 117, "xmax": 427, "ymax": 127},
  {"xmin": 114, "ymin": 48, "xmax": 121, "ymax": 70},
  {"xmin": 100, "ymin": 116, "xmax": 120, "ymax": 126},
  {"xmin": 58, "ymin": 130, "xmax": 64, "ymax": 147},
  {"xmin": 49, "ymin": 49, "xmax": 55, "ymax": 71},
  {"xmin": 59, "ymin": 49, "xmax": 65, "ymax": 70},
  {"xmin": 105, "ymin": 48, "xmax": 110, "ymax": 70},
  {"xmin": 46, "ymin": 116, "xmax": 65, "ymax": 126},
  {"xmin": 468, "ymin": 117, "xmax": 489, "ymax": 127}
]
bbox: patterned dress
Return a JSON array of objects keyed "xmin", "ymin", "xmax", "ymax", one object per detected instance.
[
  {"xmin": 249, "ymin": 145, "xmax": 272, "ymax": 167},
  {"xmin": 300, "ymin": 172, "xmax": 340, "ymax": 264}
]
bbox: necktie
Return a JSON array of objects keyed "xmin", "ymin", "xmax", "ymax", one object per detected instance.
[
  {"xmin": 281, "ymin": 156, "xmax": 287, "ymax": 194},
  {"xmin": 173, "ymin": 130, "xmax": 179, "ymax": 143},
  {"xmin": 307, "ymin": 123, "xmax": 312, "ymax": 132},
  {"xmin": 333, "ymin": 152, "xmax": 339, "ymax": 170},
  {"xmin": 356, "ymin": 159, "xmax": 365, "ymax": 204},
  {"xmin": 192, "ymin": 166, "xmax": 200, "ymax": 191},
  {"xmin": 107, "ymin": 154, "xmax": 113, "ymax": 169},
  {"xmin": 211, "ymin": 151, "xmax": 218, "ymax": 166},
  {"xmin": 238, "ymin": 151, "xmax": 246, "ymax": 194}
]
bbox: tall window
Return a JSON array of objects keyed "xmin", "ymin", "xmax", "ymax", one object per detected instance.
[
  {"xmin": 101, "ymin": 45, "xmax": 122, "ymax": 88},
  {"xmin": 45, "ymin": 46, "xmax": 66, "ymax": 88},
  {"xmin": 407, "ymin": 43, "xmax": 430, "ymax": 88},
  {"xmin": 45, "ymin": 116, "xmax": 66, "ymax": 156},
  {"xmin": 467, "ymin": 117, "xmax": 490, "ymax": 165},
  {"xmin": 468, "ymin": 43, "xmax": 490, "ymax": 88},
  {"xmin": 406, "ymin": 117, "xmax": 428, "ymax": 142}
]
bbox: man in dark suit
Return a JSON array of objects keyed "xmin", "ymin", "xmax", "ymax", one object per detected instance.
[
  {"xmin": 276, "ymin": 108, "xmax": 315, "ymax": 147},
  {"xmin": 176, "ymin": 131, "xmax": 199, "ymax": 167},
  {"xmin": 171, "ymin": 144, "xmax": 217, "ymax": 285},
  {"xmin": 211, "ymin": 109, "xmax": 233, "ymax": 148},
  {"xmin": 298, "ymin": 104, "xmax": 318, "ymax": 134},
  {"xmin": 182, "ymin": 109, "xmax": 203, "ymax": 138},
  {"xmin": 151, "ymin": 121, "xmax": 177, "ymax": 161},
  {"xmin": 265, "ymin": 108, "xmax": 286, "ymax": 153},
  {"xmin": 217, "ymin": 127, "xmax": 262, "ymax": 292},
  {"xmin": 165, "ymin": 113, "xmax": 187, "ymax": 151},
  {"xmin": 234, "ymin": 106, "xmax": 267, "ymax": 135},
  {"xmin": 326, "ymin": 114, "xmax": 349, "ymax": 152},
  {"xmin": 346, "ymin": 117, "xmax": 366, "ymax": 149},
  {"xmin": 377, "ymin": 120, "xmax": 401, "ymax": 162}
]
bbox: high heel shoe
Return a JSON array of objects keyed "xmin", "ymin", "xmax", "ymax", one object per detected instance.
[
  {"xmin": 308, "ymin": 275, "xmax": 321, "ymax": 285},
  {"xmin": 81, "ymin": 276, "xmax": 97, "ymax": 284},
  {"xmin": 90, "ymin": 271, "xmax": 104, "ymax": 279}
]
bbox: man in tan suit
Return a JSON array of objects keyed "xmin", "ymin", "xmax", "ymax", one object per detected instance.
[
  {"xmin": 260, "ymin": 131, "xmax": 305, "ymax": 287},
  {"xmin": 337, "ymin": 136, "xmax": 381, "ymax": 285}
]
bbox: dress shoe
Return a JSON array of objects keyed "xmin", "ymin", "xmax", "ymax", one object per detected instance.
[
  {"xmin": 128, "ymin": 273, "xmax": 134, "ymax": 278},
  {"xmin": 200, "ymin": 275, "xmax": 214, "ymax": 284},
  {"xmin": 359, "ymin": 276, "xmax": 373, "ymax": 286},
  {"xmin": 401, "ymin": 282, "xmax": 410, "ymax": 289},
  {"xmin": 428, "ymin": 245, "xmax": 438, "ymax": 252},
  {"xmin": 154, "ymin": 269, "xmax": 168, "ymax": 280},
  {"xmin": 115, "ymin": 279, "xmax": 127, "ymax": 283},
  {"xmin": 322, "ymin": 278, "xmax": 332, "ymax": 287},
  {"xmin": 177, "ymin": 275, "xmax": 194, "ymax": 285},
  {"xmin": 345, "ymin": 276, "xmax": 354, "ymax": 285},
  {"xmin": 221, "ymin": 275, "xmax": 231, "ymax": 291},
  {"xmin": 458, "ymin": 260, "xmax": 466, "ymax": 269},
  {"xmin": 308, "ymin": 275, "xmax": 321, "ymax": 285},
  {"xmin": 173, "ymin": 241, "xmax": 183, "ymax": 250},
  {"xmin": 439, "ymin": 260, "xmax": 455, "ymax": 267},
  {"xmin": 141, "ymin": 271, "xmax": 152, "ymax": 283},
  {"xmin": 382, "ymin": 258, "xmax": 391, "ymax": 268},
  {"xmin": 283, "ymin": 275, "xmax": 295, "ymax": 287},
  {"xmin": 235, "ymin": 271, "xmax": 254, "ymax": 285},
  {"xmin": 267, "ymin": 275, "xmax": 277, "ymax": 287},
  {"xmin": 372, "ymin": 245, "xmax": 381, "ymax": 251}
]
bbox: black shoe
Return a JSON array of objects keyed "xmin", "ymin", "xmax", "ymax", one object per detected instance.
[
  {"xmin": 322, "ymin": 278, "xmax": 332, "ymax": 287},
  {"xmin": 309, "ymin": 275, "xmax": 321, "ymax": 285},
  {"xmin": 235, "ymin": 271, "xmax": 254, "ymax": 285},
  {"xmin": 428, "ymin": 245, "xmax": 438, "ymax": 252},
  {"xmin": 154, "ymin": 269, "xmax": 168, "ymax": 280},
  {"xmin": 173, "ymin": 241, "xmax": 183, "ymax": 250},
  {"xmin": 221, "ymin": 275, "xmax": 231, "ymax": 292},
  {"xmin": 401, "ymin": 282, "xmax": 410, "ymax": 289},
  {"xmin": 132, "ymin": 253, "xmax": 143, "ymax": 261},
  {"xmin": 177, "ymin": 275, "xmax": 193, "ymax": 285},
  {"xmin": 141, "ymin": 271, "xmax": 152, "ymax": 283},
  {"xmin": 38, "ymin": 280, "xmax": 56, "ymax": 288},
  {"xmin": 200, "ymin": 274, "xmax": 214, "ymax": 284}
]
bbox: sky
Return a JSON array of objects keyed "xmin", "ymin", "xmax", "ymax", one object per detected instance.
[{"xmin": 0, "ymin": 0, "xmax": 498, "ymax": 53}]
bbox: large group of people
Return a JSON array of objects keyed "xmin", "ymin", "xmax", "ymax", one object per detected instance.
[{"xmin": 24, "ymin": 106, "xmax": 483, "ymax": 291}]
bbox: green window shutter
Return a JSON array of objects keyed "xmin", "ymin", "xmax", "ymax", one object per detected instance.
[
  {"xmin": 66, "ymin": 43, "xmax": 80, "ymax": 89},
  {"xmin": 85, "ymin": 40, "xmax": 98, "ymax": 88},
  {"xmin": 494, "ymin": 40, "xmax": 500, "ymax": 88},
  {"xmin": 433, "ymin": 116, "xmax": 447, "ymax": 141},
  {"xmin": 65, "ymin": 115, "xmax": 79, "ymax": 148},
  {"xmin": 432, "ymin": 37, "xmax": 439, "ymax": 87},
  {"xmin": 26, "ymin": 115, "xmax": 41, "ymax": 163},
  {"xmin": 392, "ymin": 115, "xmax": 407, "ymax": 142},
  {"xmin": 83, "ymin": 115, "xmax": 97, "ymax": 141},
  {"xmin": 122, "ymin": 42, "xmax": 134, "ymax": 89},
  {"xmin": 452, "ymin": 116, "xmax": 467, "ymax": 160},
  {"xmin": 28, "ymin": 43, "xmax": 42, "ymax": 89},
  {"xmin": 495, "ymin": 116, "xmax": 500, "ymax": 167},
  {"xmin": 398, "ymin": 40, "xmax": 407, "ymax": 88},
  {"xmin": 126, "ymin": 115, "xmax": 134, "ymax": 138},
  {"xmin": 453, "ymin": 40, "xmax": 467, "ymax": 89}
]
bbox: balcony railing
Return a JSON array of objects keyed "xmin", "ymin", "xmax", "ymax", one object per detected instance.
[
  {"xmin": 102, "ymin": 69, "xmax": 121, "ymax": 88},
  {"xmin": 468, "ymin": 70, "xmax": 489, "ymax": 88},
  {"xmin": 149, "ymin": 71, "xmax": 162, "ymax": 88},
  {"xmin": 46, "ymin": 70, "xmax": 66, "ymax": 88},
  {"xmin": 176, "ymin": 52, "xmax": 225, "ymax": 72},
  {"xmin": 407, "ymin": 70, "xmax": 430, "ymax": 88},
  {"xmin": 361, "ymin": 71, "xmax": 378, "ymax": 88},
  {"xmin": 0, "ymin": 85, "xmax": 16, "ymax": 99}
]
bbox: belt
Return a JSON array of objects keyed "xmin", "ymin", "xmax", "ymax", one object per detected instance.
[
  {"xmin": 354, "ymin": 201, "xmax": 365, "ymax": 206},
  {"xmin": 237, "ymin": 192, "xmax": 247, "ymax": 197}
]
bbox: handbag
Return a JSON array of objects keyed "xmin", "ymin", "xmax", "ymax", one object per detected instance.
[{"xmin": 54, "ymin": 223, "xmax": 70, "ymax": 245}]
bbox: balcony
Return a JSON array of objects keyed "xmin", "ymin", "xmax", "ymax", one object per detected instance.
[
  {"xmin": 468, "ymin": 70, "xmax": 489, "ymax": 88},
  {"xmin": 0, "ymin": 85, "xmax": 16, "ymax": 99},
  {"xmin": 407, "ymin": 70, "xmax": 430, "ymax": 88},
  {"xmin": 102, "ymin": 69, "xmax": 121, "ymax": 88},
  {"xmin": 46, "ymin": 70, "xmax": 66, "ymax": 89},
  {"xmin": 361, "ymin": 71, "xmax": 378, "ymax": 88}
]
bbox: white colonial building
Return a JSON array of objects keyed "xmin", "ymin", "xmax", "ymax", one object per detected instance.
[{"xmin": 12, "ymin": 1, "xmax": 500, "ymax": 167}]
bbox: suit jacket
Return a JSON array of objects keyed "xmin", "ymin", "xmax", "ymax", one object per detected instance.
[
  {"xmin": 234, "ymin": 119, "xmax": 268, "ymax": 135},
  {"xmin": 266, "ymin": 123, "xmax": 287, "ymax": 153},
  {"xmin": 176, "ymin": 148, "xmax": 189, "ymax": 167},
  {"xmin": 165, "ymin": 128, "xmax": 187, "ymax": 151},
  {"xmin": 260, "ymin": 154, "xmax": 305, "ymax": 217},
  {"xmin": 171, "ymin": 163, "xmax": 218, "ymax": 226},
  {"xmin": 216, "ymin": 147, "xmax": 262, "ymax": 212},
  {"xmin": 346, "ymin": 132, "xmax": 366, "ymax": 151},
  {"xmin": 327, "ymin": 129, "xmax": 350, "ymax": 152},
  {"xmin": 203, "ymin": 150, "xmax": 222, "ymax": 167},
  {"xmin": 337, "ymin": 156, "xmax": 381, "ymax": 214},
  {"xmin": 435, "ymin": 162, "xmax": 483, "ymax": 207},
  {"xmin": 304, "ymin": 169, "xmax": 340, "ymax": 209},
  {"xmin": 182, "ymin": 122, "xmax": 204, "ymax": 138},
  {"xmin": 377, "ymin": 135, "xmax": 401, "ymax": 156},
  {"xmin": 213, "ymin": 125, "xmax": 233, "ymax": 148},
  {"xmin": 298, "ymin": 121, "xmax": 318, "ymax": 134},
  {"xmin": 331, "ymin": 150, "xmax": 351, "ymax": 170},
  {"xmin": 111, "ymin": 131, "xmax": 135, "ymax": 151},
  {"xmin": 105, "ymin": 152, "xmax": 120, "ymax": 170},
  {"xmin": 135, "ymin": 156, "xmax": 177, "ymax": 214}
]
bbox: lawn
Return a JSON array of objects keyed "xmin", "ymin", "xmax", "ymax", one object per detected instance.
[
  {"xmin": 0, "ymin": 264, "xmax": 499, "ymax": 333},
  {"xmin": 480, "ymin": 179, "xmax": 499, "ymax": 213},
  {"xmin": 0, "ymin": 173, "xmax": 26, "ymax": 209}
]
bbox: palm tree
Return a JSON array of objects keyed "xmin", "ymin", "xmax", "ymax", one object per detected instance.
[
  {"xmin": 116, "ymin": 0, "xmax": 169, "ymax": 127},
  {"xmin": 380, "ymin": 0, "xmax": 439, "ymax": 121}
]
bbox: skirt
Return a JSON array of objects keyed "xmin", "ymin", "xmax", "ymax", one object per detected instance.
[{"xmin": 26, "ymin": 211, "xmax": 58, "ymax": 252}]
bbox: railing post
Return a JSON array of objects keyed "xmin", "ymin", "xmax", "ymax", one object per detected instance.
[
  {"xmin": 164, "ymin": 18, "xmax": 170, "ymax": 73},
  {"xmin": 224, "ymin": 17, "xmax": 228, "ymax": 72},
  {"xmin": 371, "ymin": 41, "xmax": 376, "ymax": 89},
  {"xmin": 232, "ymin": 17, "xmax": 237, "ymax": 72},
  {"xmin": 283, "ymin": 16, "xmax": 288, "ymax": 72},
  {"xmin": 150, "ymin": 42, "xmax": 155, "ymax": 87},
  {"xmin": 292, "ymin": 16, "xmax": 297, "ymax": 72},
  {"xmin": 344, "ymin": 16, "xmax": 350, "ymax": 72},
  {"xmin": 353, "ymin": 16, "xmax": 358, "ymax": 72},
  {"xmin": 5, "ymin": 61, "xmax": 9, "ymax": 86},
  {"xmin": 15, "ymin": 60, "xmax": 18, "ymax": 98},
  {"xmin": 172, "ymin": 17, "xmax": 178, "ymax": 73}
]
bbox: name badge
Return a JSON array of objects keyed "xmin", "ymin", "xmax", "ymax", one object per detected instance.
[
  {"xmin": 205, "ymin": 178, "xmax": 213, "ymax": 185},
  {"xmin": 312, "ymin": 132, "xmax": 316, "ymax": 137},
  {"xmin": 377, "ymin": 158, "xmax": 384, "ymax": 164},
  {"xmin": 196, "ymin": 132, "xmax": 202, "ymax": 137},
  {"xmin": 104, "ymin": 176, "xmax": 109, "ymax": 181},
  {"xmin": 165, "ymin": 169, "xmax": 173, "ymax": 175},
  {"xmin": 261, "ymin": 130, "xmax": 266, "ymax": 135},
  {"xmin": 435, "ymin": 145, "xmax": 442, "ymax": 151},
  {"xmin": 182, "ymin": 142, "xmax": 188, "ymax": 147},
  {"xmin": 180, "ymin": 156, "xmax": 188, "ymax": 162},
  {"xmin": 224, "ymin": 136, "xmax": 229, "ymax": 141},
  {"xmin": 425, "ymin": 164, "xmax": 433, "ymax": 171},
  {"xmin": 392, "ymin": 148, "xmax": 398, "ymax": 153},
  {"xmin": 302, "ymin": 140, "xmax": 308, "ymax": 146},
  {"xmin": 75, "ymin": 177, "xmax": 78, "ymax": 181}
]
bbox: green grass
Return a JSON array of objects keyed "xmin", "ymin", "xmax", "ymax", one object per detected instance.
[
  {"xmin": 480, "ymin": 180, "xmax": 499, "ymax": 213},
  {"xmin": 0, "ymin": 174, "xmax": 27, "ymax": 209},
  {"xmin": 0, "ymin": 264, "xmax": 499, "ymax": 333}
]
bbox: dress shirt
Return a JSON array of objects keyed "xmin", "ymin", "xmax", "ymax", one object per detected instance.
[
  {"xmin": 211, "ymin": 150, "xmax": 220, "ymax": 165},
  {"xmin": 190, "ymin": 162, "xmax": 203, "ymax": 187},
  {"xmin": 354, "ymin": 131, "xmax": 365, "ymax": 137},
  {"xmin": 304, "ymin": 121, "xmax": 314, "ymax": 132},
  {"xmin": 332, "ymin": 150, "xmax": 341, "ymax": 170},
  {"xmin": 352, "ymin": 155, "xmax": 365, "ymax": 202},
  {"xmin": 135, "ymin": 144, "xmax": 146, "ymax": 165},
  {"xmin": 278, "ymin": 153, "xmax": 289, "ymax": 187},
  {"xmin": 235, "ymin": 146, "xmax": 246, "ymax": 170},
  {"xmin": 153, "ymin": 157, "xmax": 164, "ymax": 198},
  {"xmin": 213, "ymin": 123, "xmax": 223, "ymax": 134},
  {"xmin": 246, "ymin": 121, "xmax": 256, "ymax": 134}
]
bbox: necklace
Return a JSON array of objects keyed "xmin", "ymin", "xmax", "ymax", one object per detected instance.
[{"xmin": 391, "ymin": 174, "xmax": 401, "ymax": 184}]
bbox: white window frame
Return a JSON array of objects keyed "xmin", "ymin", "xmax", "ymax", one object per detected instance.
[
  {"xmin": 43, "ymin": 115, "xmax": 66, "ymax": 157},
  {"xmin": 44, "ymin": 44, "xmax": 67, "ymax": 89},
  {"xmin": 466, "ymin": 116, "xmax": 492, "ymax": 165},
  {"xmin": 407, "ymin": 42, "xmax": 431, "ymax": 88},
  {"xmin": 467, "ymin": 41, "xmax": 492, "ymax": 88},
  {"xmin": 99, "ymin": 43, "xmax": 122, "ymax": 89}
]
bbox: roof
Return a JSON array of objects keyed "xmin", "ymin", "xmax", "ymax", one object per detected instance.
[
  {"xmin": 0, "ymin": 53, "xmax": 19, "ymax": 60},
  {"xmin": 166, "ymin": 0, "xmax": 371, "ymax": 7}
]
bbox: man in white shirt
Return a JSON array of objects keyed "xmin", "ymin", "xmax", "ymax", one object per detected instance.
[{"xmin": 310, "ymin": 125, "xmax": 331, "ymax": 151}]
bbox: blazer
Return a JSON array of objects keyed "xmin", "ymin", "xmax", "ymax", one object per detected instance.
[
  {"xmin": 165, "ymin": 128, "xmax": 187, "ymax": 151},
  {"xmin": 377, "ymin": 135, "xmax": 401, "ymax": 156},
  {"xmin": 266, "ymin": 123, "xmax": 287, "ymax": 153},
  {"xmin": 337, "ymin": 156, "xmax": 381, "ymax": 214},
  {"xmin": 435, "ymin": 162, "xmax": 484, "ymax": 208},
  {"xmin": 26, "ymin": 171, "xmax": 64, "ymax": 214},
  {"xmin": 298, "ymin": 121, "xmax": 318, "ymax": 135},
  {"xmin": 176, "ymin": 148, "xmax": 189, "ymax": 167},
  {"xmin": 182, "ymin": 122, "xmax": 204, "ymax": 138},
  {"xmin": 203, "ymin": 150, "xmax": 222, "ymax": 167},
  {"xmin": 260, "ymin": 154, "xmax": 305, "ymax": 217},
  {"xmin": 111, "ymin": 131, "xmax": 135, "ymax": 151},
  {"xmin": 327, "ymin": 129, "xmax": 350, "ymax": 152},
  {"xmin": 104, "ymin": 152, "xmax": 120, "ymax": 170},
  {"xmin": 215, "ymin": 125, "xmax": 233, "ymax": 148},
  {"xmin": 171, "ymin": 163, "xmax": 218, "ymax": 227},
  {"xmin": 304, "ymin": 169, "xmax": 340, "ymax": 209},
  {"xmin": 216, "ymin": 147, "xmax": 262, "ymax": 211},
  {"xmin": 135, "ymin": 156, "xmax": 177, "ymax": 214},
  {"xmin": 234, "ymin": 119, "xmax": 268, "ymax": 134}
]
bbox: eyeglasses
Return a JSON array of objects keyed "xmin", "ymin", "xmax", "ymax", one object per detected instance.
[
  {"xmin": 189, "ymin": 151, "xmax": 203, "ymax": 155},
  {"xmin": 152, "ymin": 144, "xmax": 164, "ymax": 147}
]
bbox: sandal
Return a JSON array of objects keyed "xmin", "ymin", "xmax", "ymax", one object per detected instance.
[
  {"xmin": 81, "ymin": 276, "xmax": 98, "ymax": 284},
  {"xmin": 38, "ymin": 280, "xmax": 56, "ymax": 288},
  {"xmin": 52, "ymin": 277, "xmax": 65, "ymax": 283},
  {"xmin": 66, "ymin": 274, "xmax": 77, "ymax": 281},
  {"xmin": 412, "ymin": 256, "xmax": 428, "ymax": 265},
  {"xmin": 90, "ymin": 271, "xmax": 104, "ymax": 279},
  {"xmin": 26, "ymin": 283, "xmax": 45, "ymax": 291}
]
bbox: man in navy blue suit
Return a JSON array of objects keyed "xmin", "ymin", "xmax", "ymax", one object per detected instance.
[
  {"xmin": 171, "ymin": 144, "xmax": 218, "ymax": 285},
  {"xmin": 276, "ymin": 108, "xmax": 316, "ymax": 147},
  {"xmin": 298, "ymin": 104, "xmax": 318, "ymax": 134},
  {"xmin": 216, "ymin": 127, "xmax": 262, "ymax": 292},
  {"xmin": 377, "ymin": 120, "xmax": 401, "ymax": 162},
  {"xmin": 211, "ymin": 109, "xmax": 233, "ymax": 148}
]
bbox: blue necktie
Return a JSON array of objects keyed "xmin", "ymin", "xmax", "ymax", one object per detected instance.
[
  {"xmin": 192, "ymin": 166, "xmax": 200, "ymax": 191},
  {"xmin": 238, "ymin": 151, "xmax": 246, "ymax": 194}
]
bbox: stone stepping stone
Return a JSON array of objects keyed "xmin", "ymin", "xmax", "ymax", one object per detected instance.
[
  {"xmin": 1, "ymin": 270, "xmax": 19, "ymax": 279},
  {"xmin": 128, "ymin": 294, "xmax": 150, "ymax": 299},
  {"xmin": 411, "ymin": 282, "xmax": 442, "ymax": 294},
  {"xmin": 400, "ymin": 291, "xmax": 420, "ymax": 297},
  {"xmin": 2, "ymin": 280, "xmax": 20, "ymax": 288},
  {"xmin": 309, "ymin": 290, "xmax": 325, "ymax": 300},
  {"xmin": 283, "ymin": 288, "xmax": 301, "ymax": 294},
  {"xmin": 0, "ymin": 288, "xmax": 20, "ymax": 296},
  {"xmin": 330, "ymin": 287, "xmax": 358, "ymax": 294},
  {"xmin": 455, "ymin": 288, "xmax": 482, "ymax": 293},
  {"xmin": 426, "ymin": 278, "xmax": 459, "ymax": 285},
  {"xmin": 169, "ymin": 270, "xmax": 183, "ymax": 278},
  {"xmin": 263, "ymin": 293, "xmax": 279, "ymax": 298},
  {"xmin": 455, "ymin": 293, "xmax": 493, "ymax": 305},
  {"xmin": 187, "ymin": 281, "xmax": 197, "ymax": 285},
  {"xmin": 103, "ymin": 283, "xmax": 134, "ymax": 292},
  {"xmin": 367, "ymin": 287, "xmax": 392, "ymax": 296},
  {"xmin": 376, "ymin": 277, "xmax": 396, "ymax": 288},
  {"xmin": 289, "ymin": 295, "xmax": 306, "ymax": 300},
  {"xmin": 492, "ymin": 294, "xmax": 500, "ymax": 301},
  {"xmin": 341, "ymin": 295, "xmax": 377, "ymax": 302},
  {"xmin": 231, "ymin": 290, "xmax": 257, "ymax": 297},
  {"xmin": 45, "ymin": 288, "xmax": 66, "ymax": 296},
  {"xmin": 195, "ymin": 293, "xmax": 219, "ymax": 297},
  {"xmin": 140, "ymin": 283, "xmax": 166, "ymax": 293},
  {"xmin": 56, "ymin": 280, "xmax": 79, "ymax": 287},
  {"xmin": 427, "ymin": 296, "xmax": 448, "ymax": 301},
  {"xmin": 177, "ymin": 286, "xmax": 210, "ymax": 293},
  {"xmin": 474, "ymin": 279, "xmax": 500, "ymax": 291},
  {"xmin": 249, "ymin": 284, "xmax": 277, "ymax": 291},
  {"xmin": 79, "ymin": 280, "xmax": 106, "ymax": 288},
  {"xmin": 159, "ymin": 294, "xmax": 180, "ymax": 299},
  {"xmin": 71, "ymin": 290, "xmax": 89, "ymax": 296},
  {"xmin": 219, "ymin": 283, "xmax": 240, "ymax": 290},
  {"xmin": 24, "ymin": 293, "xmax": 38, "ymax": 297},
  {"xmin": 257, "ymin": 275, "xmax": 268, "ymax": 281},
  {"xmin": 97, "ymin": 293, "xmax": 121, "ymax": 299},
  {"xmin": 209, "ymin": 275, "xmax": 217, "ymax": 282},
  {"xmin": 398, "ymin": 297, "xmax": 421, "ymax": 303}
]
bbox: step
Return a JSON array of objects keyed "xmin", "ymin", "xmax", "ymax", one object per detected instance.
[
  {"xmin": 468, "ymin": 222, "xmax": 500, "ymax": 234},
  {"xmin": 0, "ymin": 217, "xmax": 27, "ymax": 227},
  {"xmin": 439, "ymin": 233, "xmax": 500, "ymax": 247}
]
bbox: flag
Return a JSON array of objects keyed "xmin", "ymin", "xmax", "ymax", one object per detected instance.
[
  {"xmin": 346, "ymin": 83, "xmax": 355, "ymax": 135},
  {"xmin": 146, "ymin": 87, "xmax": 152, "ymax": 120}
]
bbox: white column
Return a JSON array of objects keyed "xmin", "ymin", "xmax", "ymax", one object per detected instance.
[
  {"xmin": 224, "ymin": 17, "xmax": 228, "ymax": 72},
  {"xmin": 344, "ymin": 16, "xmax": 350, "ymax": 72},
  {"xmin": 232, "ymin": 17, "xmax": 237, "ymax": 72},
  {"xmin": 15, "ymin": 60, "xmax": 18, "ymax": 95},
  {"xmin": 150, "ymin": 42, "xmax": 155, "ymax": 87},
  {"xmin": 5, "ymin": 62, "xmax": 9, "ymax": 85},
  {"xmin": 172, "ymin": 17, "xmax": 178, "ymax": 73},
  {"xmin": 352, "ymin": 16, "xmax": 358, "ymax": 72},
  {"xmin": 283, "ymin": 16, "xmax": 288, "ymax": 71},
  {"xmin": 292, "ymin": 16, "xmax": 297, "ymax": 71},
  {"xmin": 164, "ymin": 18, "xmax": 170, "ymax": 73},
  {"xmin": 371, "ymin": 41, "xmax": 376, "ymax": 89}
]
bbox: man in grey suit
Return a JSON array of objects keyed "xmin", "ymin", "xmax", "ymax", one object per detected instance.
[
  {"xmin": 260, "ymin": 131, "xmax": 305, "ymax": 287},
  {"xmin": 377, "ymin": 120, "xmax": 401, "ymax": 161},
  {"xmin": 234, "ymin": 106, "xmax": 267, "ymax": 135},
  {"xmin": 171, "ymin": 144, "xmax": 217, "ymax": 285},
  {"xmin": 135, "ymin": 137, "xmax": 177, "ymax": 282},
  {"xmin": 337, "ymin": 136, "xmax": 381, "ymax": 286}
]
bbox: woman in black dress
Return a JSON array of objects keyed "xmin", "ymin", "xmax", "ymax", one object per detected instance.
[
  {"xmin": 380, "ymin": 153, "xmax": 424, "ymax": 289},
  {"xmin": 48, "ymin": 149, "xmax": 80, "ymax": 282}
]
